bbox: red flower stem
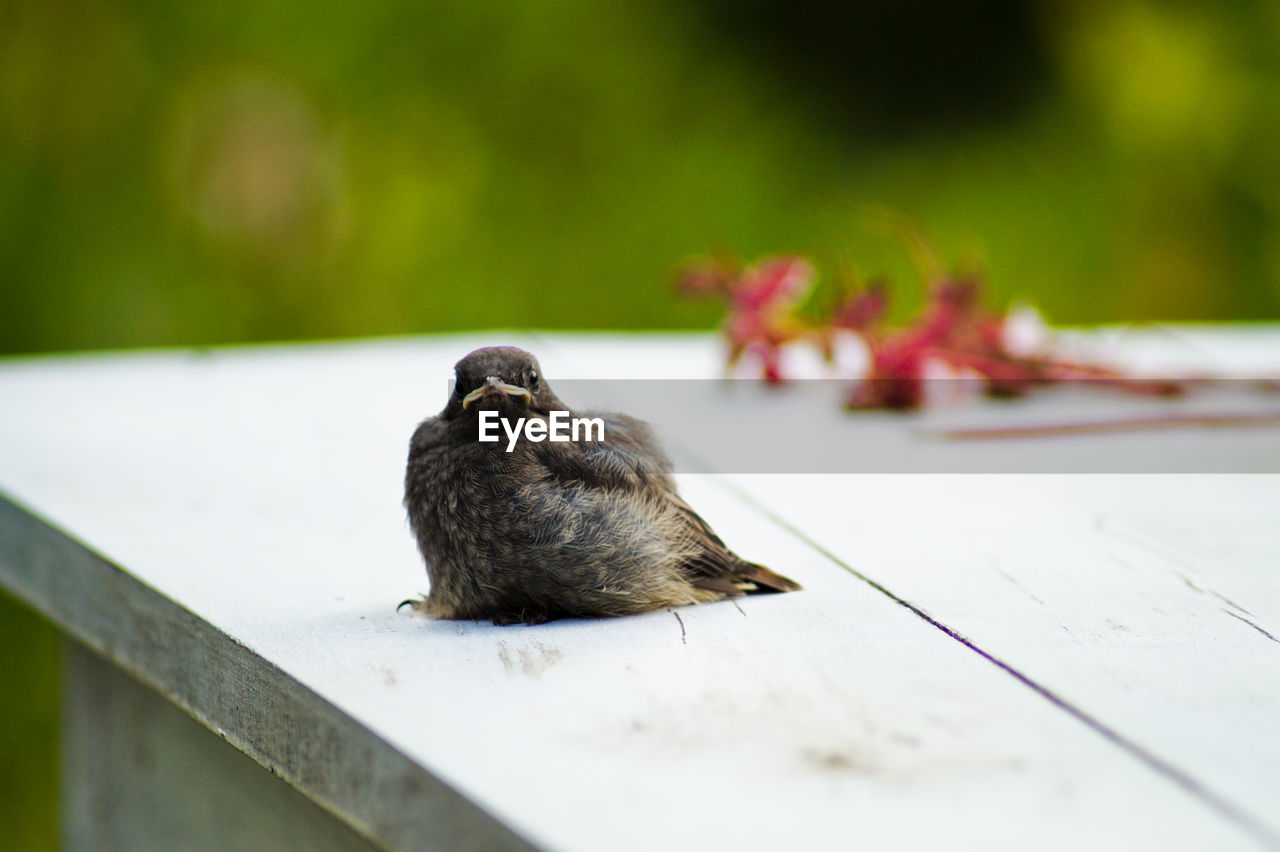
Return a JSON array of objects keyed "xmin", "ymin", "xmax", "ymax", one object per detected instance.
[{"xmin": 922, "ymin": 412, "xmax": 1280, "ymax": 441}]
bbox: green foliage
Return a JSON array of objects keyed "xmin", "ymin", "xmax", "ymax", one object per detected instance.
[
  {"xmin": 1, "ymin": 0, "xmax": 1278, "ymax": 359},
  {"xmin": 0, "ymin": 594, "xmax": 60, "ymax": 851}
]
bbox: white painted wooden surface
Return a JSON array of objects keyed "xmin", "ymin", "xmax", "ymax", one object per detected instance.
[{"xmin": 0, "ymin": 329, "xmax": 1277, "ymax": 850}]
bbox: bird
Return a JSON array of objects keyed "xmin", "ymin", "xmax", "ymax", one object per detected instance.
[{"xmin": 402, "ymin": 345, "xmax": 801, "ymax": 625}]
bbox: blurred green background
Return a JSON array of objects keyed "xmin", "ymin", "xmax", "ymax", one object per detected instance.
[{"xmin": 3, "ymin": 0, "xmax": 1279, "ymax": 844}]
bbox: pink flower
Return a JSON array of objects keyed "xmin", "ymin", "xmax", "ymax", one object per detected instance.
[
  {"xmin": 679, "ymin": 255, "xmax": 815, "ymax": 384},
  {"xmin": 680, "ymin": 252, "xmax": 1192, "ymax": 409}
]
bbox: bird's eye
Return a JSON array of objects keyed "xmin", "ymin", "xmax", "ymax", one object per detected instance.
[{"xmin": 528, "ymin": 369, "xmax": 539, "ymax": 388}]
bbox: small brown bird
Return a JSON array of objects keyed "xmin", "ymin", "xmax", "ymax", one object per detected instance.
[{"xmin": 402, "ymin": 346, "xmax": 800, "ymax": 625}]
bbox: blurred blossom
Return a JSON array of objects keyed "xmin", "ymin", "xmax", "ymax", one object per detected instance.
[
  {"xmin": 166, "ymin": 72, "xmax": 345, "ymax": 268},
  {"xmin": 0, "ymin": 0, "xmax": 146, "ymax": 149}
]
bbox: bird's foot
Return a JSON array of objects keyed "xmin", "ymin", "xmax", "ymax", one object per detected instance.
[
  {"xmin": 490, "ymin": 609, "xmax": 555, "ymax": 626},
  {"xmin": 397, "ymin": 597, "xmax": 429, "ymax": 615}
]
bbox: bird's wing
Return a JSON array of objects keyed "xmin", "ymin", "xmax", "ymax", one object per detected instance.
[
  {"xmin": 662, "ymin": 487, "xmax": 802, "ymax": 596},
  {"xmin": 408, "ymin": 415, "xmax": 447, "ymax": 456},
  {"xmin": 533, "ymin": 408, "xmax": 800, "ymax": 596},
  {"xmin": 534, "ymin": 410, "xmax": 674, "ymax": 490},
  {"xmin": 583, "ymin": 411, "xmax": 675, "ymax": 476},
  {"xmin": 405, "ymin": 416, "xmax": 447, "ymax": 495}
]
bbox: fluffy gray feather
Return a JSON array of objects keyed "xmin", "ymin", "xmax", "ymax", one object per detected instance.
[{"xmin": 403, "ymin": 346, "xmax": 800, "ymax": 625}]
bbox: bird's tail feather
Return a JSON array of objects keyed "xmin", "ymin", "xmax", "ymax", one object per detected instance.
[{"xmin": 739, "ymin": 561, "xmax": 803, "ymax": 593}]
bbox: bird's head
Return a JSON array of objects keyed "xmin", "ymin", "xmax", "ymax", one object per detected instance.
[{"xmin": 443, "ymin": 346, "xmax": 561, "ymax": 420}]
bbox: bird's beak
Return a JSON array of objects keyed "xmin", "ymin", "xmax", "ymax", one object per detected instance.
[{"xmin": 462, "ymin": 376, "xmax": 533, "ymax": 410}]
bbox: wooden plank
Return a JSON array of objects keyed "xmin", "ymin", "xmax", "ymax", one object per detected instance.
[
  {"xmin": 715, "ymin": 474, "xmax": 1280, "ymax": 841},
  {"xmin": 535, "ymin": 332, "xmax": 1280, "ymax": 846},
  {"xmin": 0, "ymin": 333, "xmax": 1275, "ymax": 850}
]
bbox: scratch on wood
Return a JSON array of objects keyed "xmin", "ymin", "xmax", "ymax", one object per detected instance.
[
  {"xmin": 496, "ymin": 641, "xmax": 563, "ymax": 677},
  {"xmin": 1100, "ymin": 521, "xmax": 1255, "ymax": 617},
  {"xmin": 1096, "ymin": 518, "xmax": 1204, "ymax": 575},
  {"xmin": 1176, "ymin": 572, "xmax": 1205, "ymax": 594},
  {"xmin": 988, "ymin": 561, "xmax": 1045, "ymax": 605},
  {"xmin": 1210, "ymin": 591, "xmax": 1252, "ymax": 617},
  {"xmin": 1166, "ymin": 572, "xmax": 1255, "ymax": 618},
  {"xmin": 1106, "ymin": 553, "xmax": 1137, "ymax": 572},
  {"xmin": 1224, "ymin": 610, "xmax": 1280, "ymax": 644},
  {"xmin": 671, "ymin": 610, "xmax": 687, "ymax": 645}
]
